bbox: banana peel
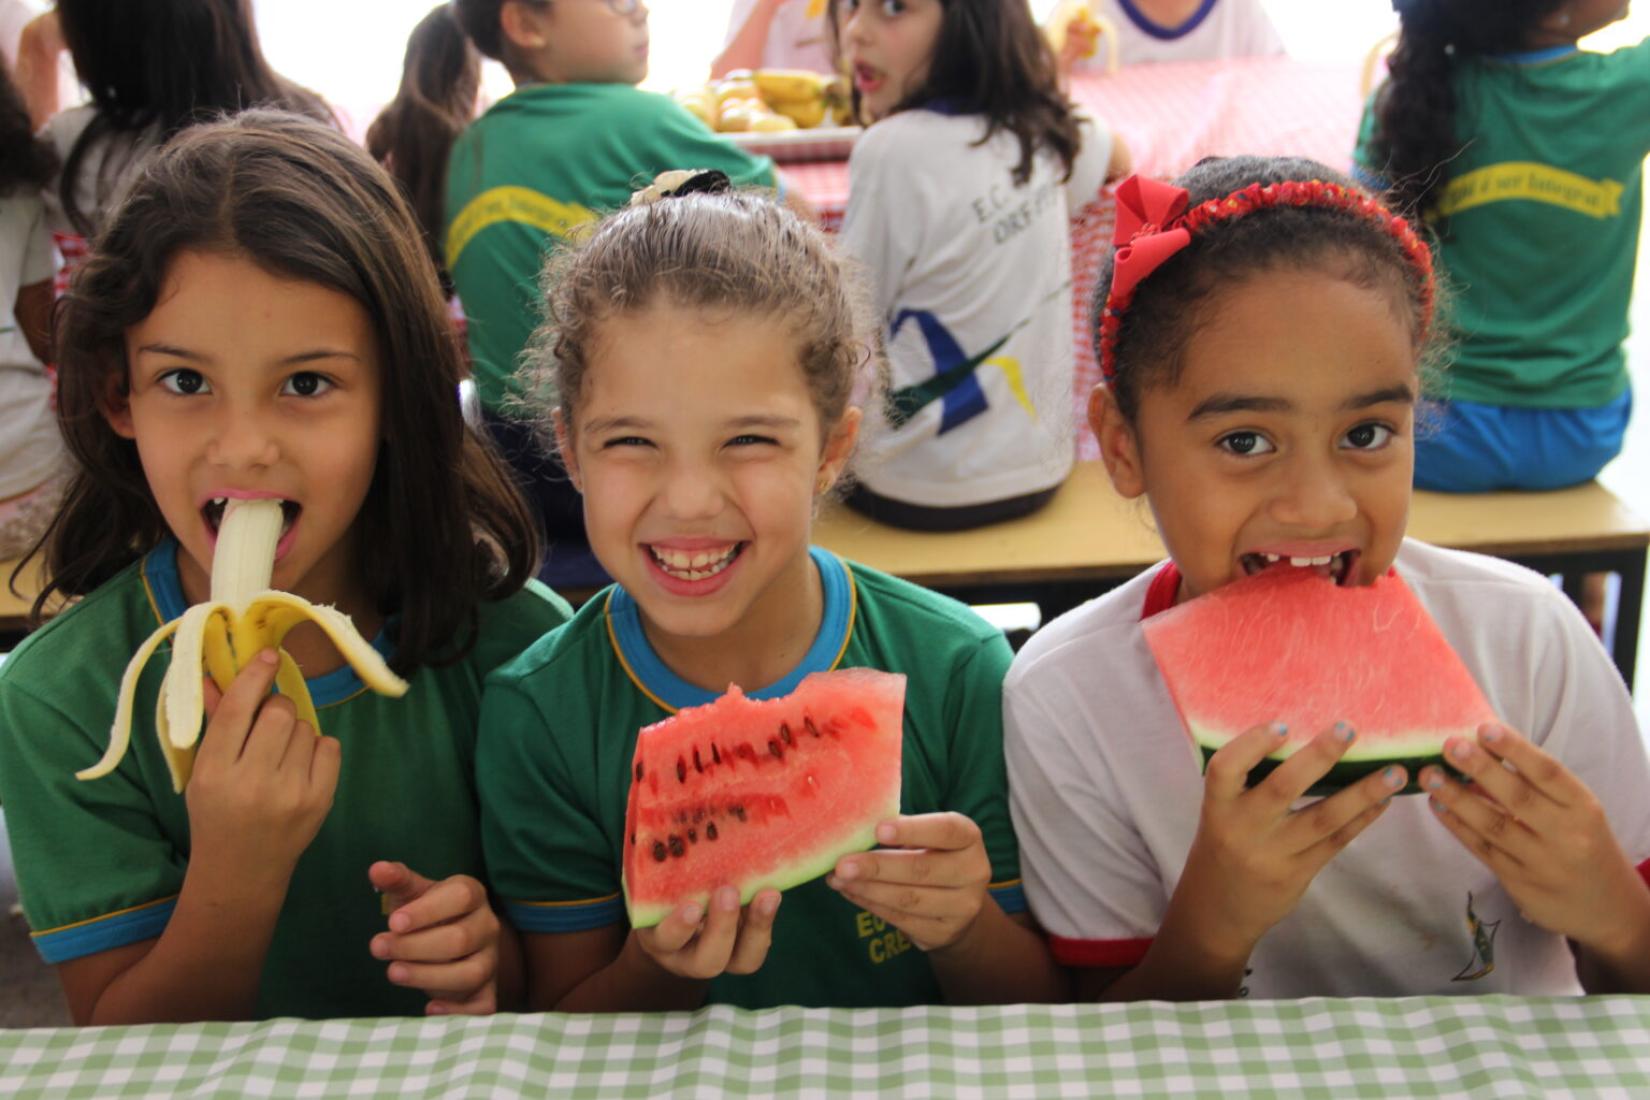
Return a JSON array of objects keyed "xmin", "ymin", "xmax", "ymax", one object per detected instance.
[{"xmin": 79, "ymin": 498, "xmax": 408, "ymax": 792}]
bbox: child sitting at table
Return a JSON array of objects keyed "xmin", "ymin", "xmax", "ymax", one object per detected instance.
[
  {"xmin": 1049, "ymin": 0, "xmax": 1284, "ymax": 72},
  {"xmin": 476, "ymin": 173, "xmax": 1066, "ymax": 1011},
  {"xmin": 0, "ymin": 52, "xmax": 64, "ymax": 561},
  {"xmin": 1355, "ymin": 0, "xmax": 1642, "ymax": 494},
  {"xmin": 832, "ymin": 0, "xmax": 1126, "ymax": 530},
  {"xmin": 0, "ymin": 111, "xmax": 569, "ymax": 1024},
  {"xmin": 713, "ymin": 0, "xmax": 835, "ymax": 79},
  {"xmin": 406, "ymin": 0, "xmax": 784, "ymax": 556},
  {"xmin": 1005, "ymin": 155, "xmax": 1650, "ymax": 1000}
]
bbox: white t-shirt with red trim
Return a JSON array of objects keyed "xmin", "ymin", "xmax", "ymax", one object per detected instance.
[{"xmin": 1003, "ymin": 538, "xmax": 1650, "ymax": 996}]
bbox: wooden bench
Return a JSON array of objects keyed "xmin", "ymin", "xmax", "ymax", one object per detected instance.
[
  {"xmin": 0, "ymin": 556, "xmax": 47, "ymax": 650},
  {"xmin": 815, "ymin": 462, "xmax": 1650, "ymax": 690}
]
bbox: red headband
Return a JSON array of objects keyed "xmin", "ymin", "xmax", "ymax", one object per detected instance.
[{"xmin": 1097, "ymin": 174, "xmax": 1436, "ymax": 381}]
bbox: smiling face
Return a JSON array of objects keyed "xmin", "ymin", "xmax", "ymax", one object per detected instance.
[
  {"xmin": 108, "ymin": 250, "xmax": 382, "ymax": 613},
  {"xmin": 1092, "ymin": 267, "xmax": 1419, "ymax": 603},
  {"xmin": 839, "ymin": 0, "xmax": 945, "ymax": 122},
  {"xmin": 506, "ymin": 0, "xmax": 651, "ymax": 86},
  {"xmin": 559, "ymin": 299, "xmax": 858, "ymax": 667}
]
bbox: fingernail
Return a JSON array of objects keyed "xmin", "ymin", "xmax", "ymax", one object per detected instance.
[
  {"xmin": 1450, "ymin": 740, "xmax": 1472, "ymax": 762},
  {"xmin": 876, "ymin": 823, "xmax": 897, "ymax": 844},
  {"xmin": 370, "ymin": 936, "xmax": 390, "ymax": 959},
  {"xmin": 717, "ymin": 886, "xmax": 739, "ymax": 911},
  {"xmin": 428, "ymin": 1003, "xmax": 448, "ymax": 1016},
  {"xmin": 388, "ymin": 964, "xmax": 408, "ymax": 983},
  {"xmin": 1480, "ymin": 724, "xmax": 1503, "ymax": 744},
  {"xmin": 681, "ymin": 903, "xmax": 702, "ymax": 924},
  {"xmin": 389, "ymin": 913, "xmax": 410, "ymax": 933},
  {"xmin": 759, "ymin": 894, "xmax": 780, "ymax": 916},
  {"xmin": 1383, "ymin": 766, "xmax": 1403, "ymax": 789},
  {"xmin": 837, "ymin": 861, "xmax": 860, "ymax": 881},
  {"xmin": 1271, "ymin": 722, "xmax": 1288, "ymax": 737},
  {"xmin": 825, "ymin": 875, "xmax": 840, "ymax": 890},
  {"xmin": 1424, "ymin": 771, "xmax": 1443, "ymax": 791},
  {"xmin": 1429, "ymin": 796, "xmax": 1446, "ymax": 815},
  {"xmin": 1380, "ymin": 796, "xmax": 1393, "ymax": 807},
  {"xmin": 259, "ymin": 649, "xmax": 278, "ymax": 666},
  {"xmin": 1336, "ymin": 722, "xmax": 1355, "ymax": 743}
]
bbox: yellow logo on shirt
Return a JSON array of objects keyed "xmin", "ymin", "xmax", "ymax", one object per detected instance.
[
  {"xmin": 1435, "ymin": 162, "xmax": 1625, "ymax": 221},
  {"xmin": 855, "ymin": 909, "xmax": 914, "ymax": 965},
  {"xmin": 446, "ymin": 186, "xmax": 600, "ymax": 267}
]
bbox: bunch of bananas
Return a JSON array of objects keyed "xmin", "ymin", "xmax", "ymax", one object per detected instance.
[
  {"xmin": 676, "ymin": 69, "xmax": 853, "ymax": 135},
  {"xmin": 78, "ymin": 498, "xmax": 408, "ymax": 792}
]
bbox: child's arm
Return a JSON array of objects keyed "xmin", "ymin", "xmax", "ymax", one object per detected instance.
[
  {"xmin": 55, "ymin": 652, "xmax": 340, "ymax": 1024},
  {"xmin": 711, "ymin": 0, "xmax": 787, "ymax": 80},
  {"xmin": 15, "ymin": 10, "xmax": 65, "ymax": 129},
  {"xmin": 1088, "ymin": 723, "xmax": 1403, "ymax": 1002},
  {"xmin": 523, "ymin": 889, "xmax": 782, "ymax": 1012},
  {"xmin": 366, "ymin": 861, "xmax": 512, "ymax": 1015},
  {"xmin": 1422, "ymin": 724, "xmax": 1650, "ymax": 993},
  {"xmin": 828, "ymin": 813, "xmax": 1071, "ymax": 1003}
]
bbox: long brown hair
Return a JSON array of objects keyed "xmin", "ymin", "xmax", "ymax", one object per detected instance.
[
  {"xmin": 830, "ymin": 0, "xmax": 1083, "ymax": 185},
  {"xmin": 38, "ymin": 110, "xmax": 538, "ymax": 672}
]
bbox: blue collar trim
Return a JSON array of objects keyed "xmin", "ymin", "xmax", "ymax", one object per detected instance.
[
  {"xmin": 1117, "ymin": 0, "xmax": 1219, "ymax": 40},
  {"xmin": 142, "ymin": 540, "xmax": 394, "ymax": 707},
  {"xmin": 1488, "ymin": 44, "xmax": 1579, "ymax": 65},
  {"xmin": 608, "ymin": 546, "xmax": 851, "ymax": 710}
]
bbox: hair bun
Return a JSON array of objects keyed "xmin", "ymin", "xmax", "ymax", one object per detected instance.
[{"xmin": 629, "ymin": 169, "xmax": 733, "ymax": 207}]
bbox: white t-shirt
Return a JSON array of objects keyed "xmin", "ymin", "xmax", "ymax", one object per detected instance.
[
  {"xmin": 1046, "ymin": 0, "xmax": 1284, "ymax": 67},
  {"xmin": 1004, "ymin": 538, "xmax": 1650, "ymax": 997},
  {"xmin": 723, "ymin": 0, "xmax": 834, "ymax": 74},
  {"xmin": 840, "ymin": 110, "xmax": 1112, "ymax": 508},
  {"xmin": 0, "ymin": 188, "xmax": 64, "ymax": 499},
  {"xmin": 41, "ymin": 105, "xmax": 161, "ymax": 239}
]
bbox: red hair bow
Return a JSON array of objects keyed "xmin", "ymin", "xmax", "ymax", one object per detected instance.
[{"xmin": 1110, "ymin": 175, "xmax": 1193, "ymax": 302}]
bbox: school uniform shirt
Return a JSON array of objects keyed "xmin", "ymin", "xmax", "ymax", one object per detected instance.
[
  {"xmin": 1003, "ymin": 538, "xmax": 1650, "ymax": 997},
  {"xmin": 443, "ymin": 82, "xmax": 779, "ymax": 412},
  {"xmin": 0, "ymin": 541, "xmax": 571, "ymax": 1019},
  {"xmin": 723, "ymin": 0, "xmax": 834, "ymax": 73},
  {"xmin": 0, "ymin": 187, "xmax": 63, "ymax": 500},
  {"xmin": 840, "ymin": 110, "xmax": 1113, "ymax": 509},
  {"xmin": 1355, "ymin": 41, "xmax": 1650, "ymax": 410},
  {"xmin": 1044, "ymin": 0, "xmax": 1283, "ymax": 67},
  {"xmin": 476, "ymin": 547, "xmax": 1026, "ymax": 1008}
]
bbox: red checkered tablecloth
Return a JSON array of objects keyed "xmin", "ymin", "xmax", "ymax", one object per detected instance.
[{"xmin": 786, "ymin": 57, "xmax": 1366, "ymax": 458}]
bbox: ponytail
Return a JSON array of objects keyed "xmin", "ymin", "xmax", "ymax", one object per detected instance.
[
  {"xmin": 1372, "ymin": 0, "xmax": 1566, "ymax": 216},
  {"xmin": 367, "ymin": 3, "xmax": 482, "ymax": 287}
]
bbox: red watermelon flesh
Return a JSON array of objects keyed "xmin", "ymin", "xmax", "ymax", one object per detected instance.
[
  {"xmin": 1142, "ymin": 566, "xmax": 1497, "ymax": 794},
  {"xmin": 622, "ymin": 668, "xmax": 905, "ymax": 928}
]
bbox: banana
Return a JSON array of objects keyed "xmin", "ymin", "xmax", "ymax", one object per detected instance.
[
  {"xmin": 770, "ymin": 95, "xmax": 827, "ymax": 129},
  {"xmin": 752, "ymin": 69, "xmax": 832, "ymax": 106},
  {"xmin": 78, "ymin": 498, "xmax": 408, "ymax": 792}
]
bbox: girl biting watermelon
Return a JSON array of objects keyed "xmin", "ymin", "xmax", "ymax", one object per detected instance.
[
  {"xmin": 1004, "ymin": 155, "xmax": 1650, "ymax": 1000},
  {"xmin": 473, "ymin": 173, "xmax": 1067, "ymax": 1010}
]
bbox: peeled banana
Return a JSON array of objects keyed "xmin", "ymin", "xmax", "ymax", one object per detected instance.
[{"xmin": 78, "ymin": 498, "xmax": 408, "ymax": 792}]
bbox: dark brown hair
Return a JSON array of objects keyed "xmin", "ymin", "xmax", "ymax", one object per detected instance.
[
  {"xmin": 54, "ymin": 0, "xmax": 333, "ymax": 236},
  {"xmin": 0, "ymin": 53, "xmax": 57, "ymax": 193},
  {"xmin": 367, "ymin": 4, "xmax": 483, "ymax": 289},
  {"xmin": 829, "ymin": 0, "xmax": 1083, "ymax": 185},
  {"xmin": 523, "ymin": 185, "xmax": 883, "ymax": 441},
  {"xmin": 37, "ymin": 110, "xmax": 538, "ymax": 672},
  {"xmin": 1370, "ymin": 0, "xmax": 1566, "ymax": 215},
  {"xmin": 1094, "ymin": 156, "xmax": 1443, "ymax": 423}
]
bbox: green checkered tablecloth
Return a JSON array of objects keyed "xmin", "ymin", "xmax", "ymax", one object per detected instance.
[{"xmin": 3, "ymin": 996, "xmax": 1648, "ymax": 1098}]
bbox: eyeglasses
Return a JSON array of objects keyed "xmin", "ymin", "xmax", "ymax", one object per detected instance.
[{"xmin": 601, "ymin": 0, "xmax": 643, "ymax": 13}]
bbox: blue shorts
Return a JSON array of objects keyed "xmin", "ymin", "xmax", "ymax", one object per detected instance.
[{"xmin": 1413, "ymin": 388, "xmax": 1633, "ymax": 493}]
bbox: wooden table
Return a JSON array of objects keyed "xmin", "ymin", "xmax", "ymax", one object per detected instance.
[
  {"xmin": 0, "ymin": 556, "xmax": 46, "ymax": 649},
  {"xmin": 815, "ymin": 462, "xmax": 1650, "ymax": 688}
]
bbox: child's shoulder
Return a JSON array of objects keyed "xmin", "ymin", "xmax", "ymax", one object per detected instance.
[
  {"xmin": 465, "ymin": 578, "xmax": 575, "ymax": 679},
  {"xmin": 849, "ymin": 109, "xmax": 979, "ymax": 168},
  {"xmin": 484, "ymin": 586, "xmax": 613, "ymax": 695},
  {"xmin": 1007, "ymin": 565, "xmax": 1162, "ymax": 686},
  {"xmin": 0, "ymin": 556, "xmax": 154, "ymax": 694},
  {"xmin": 843, "ymin": 556, "xmax": 1003, "ymax": 650}
]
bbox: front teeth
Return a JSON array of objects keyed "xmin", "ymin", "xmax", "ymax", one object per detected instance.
[
  {"xmin": 1289, "ymin": 555, "xmax": 1334, "ymax": 567},
  {"xmin": 651, "ymin": 545, "xmax": 738, "ymax": 581}
]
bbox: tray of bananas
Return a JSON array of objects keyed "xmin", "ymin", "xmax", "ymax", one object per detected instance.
[{"xmin": 676, "ymin": 69, "xmax": 861, "ymax": 163}]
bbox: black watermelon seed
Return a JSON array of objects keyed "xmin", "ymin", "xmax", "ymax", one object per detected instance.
[
  {"xmin": 634, "ymin": 761, "xmax": 644, "ymax": 781},
  {"xmin": 652, "ymin": 841, "xmax": 668, "ymax": 862},
  {"xmin": 668, "ymin": 834, "xmax": 686, "ymax": 858},
  {"xmin": 687, "ymin": 828, "xmax": 698, "ymax": 843},
  {"xmin": 805, "ymin": 717, "xmax": 822, "ymax": 738},
  {"xmin": 732, "ymin": 805, "xmax": 747, "ymax": 822},
  {"xmin": 768, "ymin": 738, "xmax": 783, "ymax": 760},
  {"xmin": 629, "ymin": 832, "xmax": 636, "ymax": 846},
  {"xmin": 706, "ymin": 822, "xmax": 719, "ymax": 841},
  {"xmin": 712, "ymin": 744, "xmax": 722, "ymax": 764},
  {"xmin": 676, "ymin": 756, "xmax": 687, "ymax": 783},
  {"xmin": 693, "ymin": 748, "xmax": 704, "ymax": 773},
  {"xmin": 779, "ymin": 722, "xmax": 794, "ymax": 746}
]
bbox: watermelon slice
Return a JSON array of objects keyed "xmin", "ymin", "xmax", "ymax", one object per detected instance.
[
  {"xmin": 622, "ymin": 668, "xmax": 905, "ymax": 928},
  {"xmin": 1143, "ymin": 566, "xmax": 1497, "ymax": 795}
]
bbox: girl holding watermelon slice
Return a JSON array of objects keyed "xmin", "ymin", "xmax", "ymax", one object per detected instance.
[
  {"xmin": 474, "ymin": 174, "xmax": 1070, "ymax": 1011},
  {"xmin": 1004, "ymin": 155, "xmax": 1650, "ymax": 1000}
]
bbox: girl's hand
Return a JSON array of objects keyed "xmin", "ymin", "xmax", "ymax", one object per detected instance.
[
  {"xmin": 368, "ymin": 861, "xmax": 501, "ymax": 1015},
  {"xmin": 1179, "ymin": 721, "xmax": 1405, "ymax": 961},
  {"xmin": 1422, "ymin": 723, "xmax": 1650, "ymax": 957},
  {"xmin": 629, "ymin": 886, "xmax": 782, "ymax": 981},
  {"xmin": 826, "ymin": 813, "xmax": 991, "ymax": 953},
  {"xmin": 186, "ymin": 650, "xmax": 341, "ymax": 878}
]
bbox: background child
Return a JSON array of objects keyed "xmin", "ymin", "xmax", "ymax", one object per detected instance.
[
  {"xmin": 411, "ymin": 0, "xmax": 785, "ymax": 559},
  {"xmin": 833, "ymin": 0, "xmax": 1125, "ymax": 530},
  {"xmin": 476, "ymin": 178, "xmax": 1065, "ymax": 1011},
  {"xmin": 368, "ymin": 3, "xmax": 483, "ymax": 296},
  {"xmin": 713, "ymin": 0, "xmax": 835, "ymax": 79},
  {"xmin": 1356, "ymin": 0, "xmax": 1642, "ymax": 493},
  {"xmin": 45, "ymin": 0, "xmax": 330, "ymax": 242},
  {"xmin": 1049, "ymin": 0, "xmax": 1284, "ymax": 72},
  {"xmin": 0, "ymin": 111, "xmax": 569, "ymax": 1024},
  {"xmin": 1005, "ymin": 155, "xmax": 1650, "ymax": 1001},
  {"xmin": 0, "ymin": 53, "xmax": 64, "ymax": 561}
]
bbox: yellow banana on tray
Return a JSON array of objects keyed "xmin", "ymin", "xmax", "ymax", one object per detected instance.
[{"xmin": 78, "ymin": 498, "xmax": 408, "ymax": 792}]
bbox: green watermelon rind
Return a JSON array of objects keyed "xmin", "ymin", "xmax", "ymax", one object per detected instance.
[
  {"xmin": 624, "ymin": 816, "xmax": 888, "ymax": 929},
  {"xmin": 1190, "ymin": 721, "xmax": 1467, "ymax": 796}
]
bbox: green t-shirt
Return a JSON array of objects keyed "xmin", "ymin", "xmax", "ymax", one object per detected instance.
[
  {"xmin": 1356, "ymin": 40, "xmax": 1650, "ymax": 409},
  {"xmin": 476, "ymin": 548, "xmax": 1025, "ymax": 1009},
  {"xmin": 0, "ymin": 542, "xmax": 570, "ymax": 1019},
  {"xmin": 444, "ymin": 82, "xmax": 780, "ymax": 411}
]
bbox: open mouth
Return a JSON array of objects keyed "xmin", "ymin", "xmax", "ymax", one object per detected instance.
[
  {"xmin": 203, "ymin": 497, "xmax": 300, "ymax": 538},
  {"xmin": 853, "ymin": 63, "xmax": 884, "ymax": 94},
  {"xmin": 646, "ymin": 542, "xmax": 745, "ymax": 583},
  {"xmin": 1240, "ymin": 549, "xmax": 1359, "ymax": 586}
]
